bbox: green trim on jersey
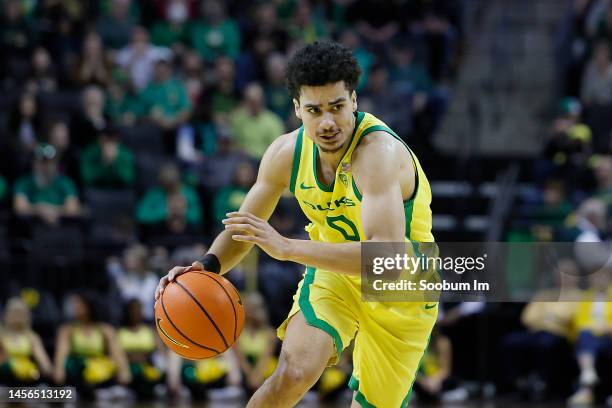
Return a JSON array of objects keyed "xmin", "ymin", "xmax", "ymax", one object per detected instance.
[
  {"xmin": 289, "ymin": 128, "xmax": 304, "ymax": 193},
  {"xmin": 349, "ymin": 122, "xmax": 420, "ymax": 238},
  {"xmin": 313, "ymin": 146, "xmax": 335, "ymax": 192},
  {"xmin": 351, "ymin": 176, "xmax": 362, "ymax": 201},
  {"xmin": 404, "ymin": 199, "xmax": 415, "ymax": 238},
  {"xmin": 348, "ymin": 375, "xmax": 377, "ymax": 408}
]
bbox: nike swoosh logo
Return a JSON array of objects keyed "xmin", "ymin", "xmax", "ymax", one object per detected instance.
[
  {"xmin": 425, "ymin": 303, "xmax": 437, "ymax": 310},
  {"xmin": 300, "ymin": 182, "xmax": 315, "ymax": 190},
  {"xmin": 156, "ymin": 318, "xmax": 189, "ymax": 348}
]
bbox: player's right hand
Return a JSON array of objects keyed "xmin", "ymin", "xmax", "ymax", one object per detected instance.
[{"xmin": 155, "ymin": 261, "xmax": 204, "ymax": 301}]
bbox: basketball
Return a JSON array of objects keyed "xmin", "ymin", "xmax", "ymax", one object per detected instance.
[{"xmin": 155, "ymin": 271, "xmax": 244, "ymax": 360}]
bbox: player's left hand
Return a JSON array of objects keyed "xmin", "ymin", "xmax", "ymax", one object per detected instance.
[{"xmin": 223, "ymin": 212, "xmax": 291, "ymax": 261}]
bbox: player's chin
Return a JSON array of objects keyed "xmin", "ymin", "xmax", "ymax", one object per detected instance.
[{"xmin": 317, "ymin": 138, "xmax": 344, "ymax": 153}]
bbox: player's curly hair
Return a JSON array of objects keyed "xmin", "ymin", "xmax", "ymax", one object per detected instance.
[{"xmin": 285, "ymin": 40, "xmax": 361, "ymax": 100}]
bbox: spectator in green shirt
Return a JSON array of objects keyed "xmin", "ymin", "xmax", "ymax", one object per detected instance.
[
  {"xmin": 189, "ymin": 0, "xmax": 240, "ymax": 62},
  {"xmin": 230, "ymin": 83, "xmax": 285, "ymax": 160},
  {"xmin": 264, "ymin": 53, "xmax": 292, "ymax": 124},
  {"xmin": 80, "ymin": 125, "xmax": 135, "ymax": 189},
  {"xmin": 13, "ymin": 144, "xmax": 81, "ymax": 226},
  {"xmin": 202, "ymin": 57, "xmax": 240, "ymax": 123},
  {"xmin": 105, "ymin": 79, "xmax": 142, "ymax": 127},
  {"xmin": 95, "ymin": 0, "xmax": 138, "ymax": 49},
  {"xmin": 213, "ymin": 160, "xmax": 255, "ymax": 228},
  {"xmin": 136, "ymin": 162, "xmax": 201, "ymax": 232},
  {"xmin": 340, "ymin": 29, "xmax": 373, "ymax": 91},
  {"xmin": 150, "ymin": 0, "xmax": 190, "ymax": 51},
  {"xmin": 286, "ymin": 0, "xmax": 328, "ymax": 44},
  {"xmin": 140, "ymin": 59, "xmax": 192, "ymax": 130}
]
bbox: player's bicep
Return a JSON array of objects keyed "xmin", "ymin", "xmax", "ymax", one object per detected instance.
[
  {"xmin": 236, "ymin": 133, "xmax": 294, "ymax": 221},
  {"xmin": 361, "ymin": 179, "xmax": 405, "ymax": 242},
  {"xmin": 356, "ymin": 138, "xmax": 406, "ymax": 242}
]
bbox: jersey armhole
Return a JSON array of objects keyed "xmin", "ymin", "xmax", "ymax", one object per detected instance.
[
  {"xmin": 353, "ymin": 126, "xmax": 419, "ymax": 203},
  {"xmin": 289, "ymin": 127, "xmax": 303, "ymax": 194}
]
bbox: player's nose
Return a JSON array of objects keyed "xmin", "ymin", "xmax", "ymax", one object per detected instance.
[{"xmin": 319, "ymin": 113, "xmax": 337, "ymax": 130}]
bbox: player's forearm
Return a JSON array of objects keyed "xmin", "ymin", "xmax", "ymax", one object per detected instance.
[
  {"xmin": 285, "ymin": 239, "xmax": 362, "ymax": 276},
  {"xmin": 208, "ymin": 229, "xmax": 256, "ymax": 275}
]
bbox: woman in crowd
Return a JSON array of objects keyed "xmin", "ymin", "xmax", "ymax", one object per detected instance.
[
  {"xmin": 0, "ymin": 297, "xmax": 52, "ymax": 385},
  {"xmin": 233, "ymin": 292, "xmax": 278, "ymax": 394},
  {"xmin": 117, "ymin": 299, "xmax": 164, "ymax": 400},
  {"xmin": 53, "ymin": 291, "xmax": 131, "ymax": 400}
]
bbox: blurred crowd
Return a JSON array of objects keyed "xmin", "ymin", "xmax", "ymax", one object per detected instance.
[
  {"xmin": 501, "ymin": 1, "xmax": 612, "ymax": 405},
  {"xmin": 517, "ymin": 0, "xmax": 612, "ymax": 244},
  {"xmin": 0, "ymin": 0, "xmax": 462, "ymax": 281}
]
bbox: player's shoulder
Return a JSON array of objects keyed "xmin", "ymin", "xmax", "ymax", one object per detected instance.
[
  {"xmin": 259, "ymin": 128, "xmax": 300, "ymax": 186},
  {"xmin": 353, "ymin": 129, "xmax": 405, "ymax": 168},
  {"xmin": 262, "ymin": 128, "xmax": 299, "ymax": 166}
]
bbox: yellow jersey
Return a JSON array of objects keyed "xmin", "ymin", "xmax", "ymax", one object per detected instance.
[
  {"xmin": 0, "ymin": 331, "xmax": 33, "ymax": 358},
  {"xmin": 290, "ymin": 111, "xmax": 434, "ymax": 244}
]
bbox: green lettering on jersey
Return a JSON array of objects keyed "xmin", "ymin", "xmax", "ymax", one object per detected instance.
[{"xmin": 301, "ymin": 197, "xmax": 355, "ymax": 212}]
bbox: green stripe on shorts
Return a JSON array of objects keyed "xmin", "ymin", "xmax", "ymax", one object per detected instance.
[{"xmin": 298, "ymin": 267, "xmax": 344, "ymax": 359}]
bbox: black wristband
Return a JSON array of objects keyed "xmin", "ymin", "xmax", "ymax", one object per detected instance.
[{"xmin": 199, "ymin": 253, "xmax": 221, "ymax": 274}]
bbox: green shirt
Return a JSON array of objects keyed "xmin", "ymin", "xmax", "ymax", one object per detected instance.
[
  {"xmin": 150, "ymin": 21, "xmax": 189, "ymax": 47},
  {"xmin": 136, "ymin": 185, "xmax": 201, "ymax": 225},
  {"xmin": 189, "ymin": 19, "xmax": 240, "ymax": 61},
  {"xmin": 80, "ymin": 142, "xmax": 135, "ymax": 188},
  {"xmin": 140, "ymin": 78, "xmax": 191, "ymax": 119},
  {"xmin": 211, "ymin": 90, "xmax": 239, "ymax": 115},
  {"xmin": 105, "ymin": 92, "xmax": 143, "ymax": 123},
  {"xmin": 14, "ymin": 174, "xmax": 78, "ymax": 206},
  {"xmin": 213, "ymin": 187, "xmax": 247, "ymax": 224},
  {"xmin": 390, "ymin": 63, "xmax": 433, "ymax": 92},
  {"xmin": 230, "ymin": 108, "xmax": 285, "ymax": 159},
  {"xmin": 265, "ymin": 85, "xmax": 292, "ymax": 121},
  {"xmin": 0, "ymin": 175, "xmax": 6, "ymax": 202}
]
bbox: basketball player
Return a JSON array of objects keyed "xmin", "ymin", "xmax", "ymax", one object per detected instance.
[{"xmin": 155, "ymin": 41, "xmax": 437, "ymax": 407}]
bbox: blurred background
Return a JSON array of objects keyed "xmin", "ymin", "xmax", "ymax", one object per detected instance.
[{"xmin": 0, "ymin": 0, "xmax": 610, "ymax": 406}]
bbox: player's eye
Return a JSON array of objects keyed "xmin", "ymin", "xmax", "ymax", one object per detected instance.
[
  {"xmin": 308, "ymin": 107, "xmax": 320, "ymax": 114},
  {"xmin": 332, "ymin": 105, "xmax": 343, "ymax": 111}
]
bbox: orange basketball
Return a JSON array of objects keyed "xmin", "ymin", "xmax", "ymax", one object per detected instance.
[{"xmin": 155, "ymin": 271, "xmax": 244, "ymax": 360}]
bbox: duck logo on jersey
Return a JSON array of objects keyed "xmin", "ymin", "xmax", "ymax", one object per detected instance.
[{"xmin": 339, "ymin": 173, "xmax": 348, "ymax": 188}]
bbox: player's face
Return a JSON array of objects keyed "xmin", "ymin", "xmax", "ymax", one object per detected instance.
[{"xmin": 294, "ymin": 81, "xmax": 358, "ymax": 154}]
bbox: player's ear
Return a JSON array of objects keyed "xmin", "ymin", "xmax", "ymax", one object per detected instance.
[
  {"xmin": 293, "ymin": 98, "xmax": 302, "ymax": 120},
  {"xmin": 351, "ymin": 90, "xmax": 357, "ymax": 112}
]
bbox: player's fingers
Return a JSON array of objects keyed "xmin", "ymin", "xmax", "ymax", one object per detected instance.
[
  {"xmin": 224, "ymin": 223, "xmax": 259, "ymax": 234},
  {"xmin": 221, "ymin": 216, "xmax": 254, "ymax": 225},
  {"xmin": 168, "ymin": 266, "xmax": 188, "ymax": 282},
  {"xmin": 190, "ymin": 261, "xmax": 204, "ymax": 271},
  {"xmin": 226, "ymin": 212, "xmax": 265, "ymax": 224},
  {"xmin": 155, "ymin": 276, "xmax": 169, "ymax": 300},
  {"xmin": 231, "ymin": 234, "xmax": 259, "ymax": 243}
]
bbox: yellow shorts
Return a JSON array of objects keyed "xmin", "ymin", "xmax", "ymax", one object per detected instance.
[{"xmin": 278, "ymin": 266, "xmax": 437, "ymax": 408}]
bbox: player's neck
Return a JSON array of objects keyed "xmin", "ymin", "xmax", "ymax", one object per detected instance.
[{"xmin": 318, "ymin": 138, "xmax": 351, "ymax": 171}]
